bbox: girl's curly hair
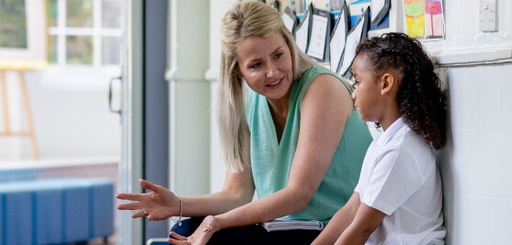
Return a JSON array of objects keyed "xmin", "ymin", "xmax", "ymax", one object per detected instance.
[{"xmin": 355, "ymin": 32, "xmax": 447, "ymax": 149}]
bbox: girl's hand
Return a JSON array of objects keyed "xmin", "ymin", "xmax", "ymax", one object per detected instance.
[
  {"xmin": 116, "ymin": 179, "xmax": 178, "ymax": 220},
  {"xmin": 168, "ymin": 216, "xmax": 219, "ymax": 245}
]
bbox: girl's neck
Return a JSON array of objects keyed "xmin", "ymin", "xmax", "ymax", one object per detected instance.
[{"xmin": 380, "ymin": 107, "xmax": 401, "ymax": 131}]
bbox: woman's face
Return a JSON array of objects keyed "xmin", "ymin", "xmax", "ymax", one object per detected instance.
[
  {"xmin": 351, "ymin": 54, "xmax": 384, "ymax": 123},
  {"xmin": 236, "ymin": 32, "xmax": 293, "ymax": 103}
]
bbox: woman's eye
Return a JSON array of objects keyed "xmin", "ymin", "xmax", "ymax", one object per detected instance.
[
  {"xmin": 250, "ymin": 63, "xmax": 261, "ymax": 69},
  {"xmin": 274, "ymin": 53, "xmax": 283, "ymax": 59}
]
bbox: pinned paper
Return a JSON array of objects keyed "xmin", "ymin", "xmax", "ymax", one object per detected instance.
[
  {"xmin": 424, "ymin": 0, "xmax": 444, "ymax": 38},
  {"xmin": 404, "ymin": 0, "xmax": 425, "ymax": 38}
]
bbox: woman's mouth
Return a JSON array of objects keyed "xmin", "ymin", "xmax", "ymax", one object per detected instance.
[{"xmin": 267, "ymin": 78, "xmax": 282, "ymax": 86}]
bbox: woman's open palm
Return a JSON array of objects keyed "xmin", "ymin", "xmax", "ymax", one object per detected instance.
[{"xmin": 116, "ymin": 179, "xmax": 177, "ymax": 221}]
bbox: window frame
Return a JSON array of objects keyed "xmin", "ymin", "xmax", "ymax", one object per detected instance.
[{"xmin": 47, "ymin": 0, "xmax": 123, "ymax": 67}]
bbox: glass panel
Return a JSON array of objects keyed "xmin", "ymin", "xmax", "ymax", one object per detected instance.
[
  {"xmin": 48, "ymin": 0, "xmax": 58, "ymax": 27},
  {"xmin": 0, "ymin": 0, "xmax": 27, "ymax": 48},
  {"xmin": 102, "ymin": 36, "xmax": 121, "ymax": 65},
  {"xmin": 49, "ymin": 35, "xmax": 58, "ymax": 64},
  {"xmin": 102, "ymin": 0, "xmax": 122, "ymax": 28},
  {"xmin": 66, "ymin": 36, "xmax": 93, "ymax": 64},
  {"xmin": 66, "ymin": 0, "xmax": 93, "ymax": 27}
]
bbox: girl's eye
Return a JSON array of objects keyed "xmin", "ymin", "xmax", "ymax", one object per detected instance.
[
  {"xmin": 274, "ymin": 52, "xmax": 283, "ymax": 59},
  {"xmin": 351, "ymin": 80, "xmax": 360, "ymax": 89}
]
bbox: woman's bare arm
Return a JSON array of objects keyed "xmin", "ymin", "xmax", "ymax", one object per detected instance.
[{"xmin": 212, "ymin": 74, "xmax": 354, "ymax": 229}]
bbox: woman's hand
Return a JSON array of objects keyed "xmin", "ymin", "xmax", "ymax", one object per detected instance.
[
  {"xmin": 168, "ymin": 216, "xmax": 219, "ymax": 245},
  {"xmin": 116, "ymin": 179, "xmax": 179, "ymax": 221}
]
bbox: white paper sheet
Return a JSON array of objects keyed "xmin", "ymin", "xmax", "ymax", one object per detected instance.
[
  {"xmin": 259, "ymin": 219, "xmax": 325, "ymax": 232},
  {"xmin": 339, "ymin": 14, "xmax": 365, "ymax": 76},
  {"xmin": 282, "ymin": 14, "xmax": 295, "ymax": 34},
  {"xmin": 329, "ymin": 8, "xmax": 347, "ymax": 72},
  {"xmin": 295, "ymin": 13, "xmax": 310, "ymax": 53},
  {"xmin": 306, "ymin": 14, "xmax": 328, "ymax": 60},
  {"xmin": 371, "ymin": 0, "xmax": 385, "ymax": 23}
]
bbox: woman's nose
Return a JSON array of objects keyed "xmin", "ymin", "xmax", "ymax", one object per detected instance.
[{"xmin": 265, "ymin": 63, "xmax": 277, "ymax": 78}]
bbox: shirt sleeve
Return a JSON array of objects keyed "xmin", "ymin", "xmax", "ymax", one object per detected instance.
[{"xmin": 360, "ymin": 145, "xmax": 426, "ymax": 215}]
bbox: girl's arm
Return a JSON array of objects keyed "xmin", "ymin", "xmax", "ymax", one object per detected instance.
[
  {"xmin": 312, "ymin": 192, "xmax": 361, "ymax": 245},
  {"xmin": 334, "ymin": 202, "xmax": 386, "ymax": 245},
  {"xmin": 312, "ymin": 192, "xmax": 385, "ymax": 245},
  {"xmin": 198, "ymin": 74, "xmax": 354, "ymax": 232}
]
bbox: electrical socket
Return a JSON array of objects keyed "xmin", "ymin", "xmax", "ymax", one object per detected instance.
[{"xmin": 479, "ymin": 0, "xmax": 498, "ymax": 32}]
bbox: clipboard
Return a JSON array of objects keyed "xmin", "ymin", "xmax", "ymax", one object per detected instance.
[
  {"xmin": 338, "ymin": 6, "xmax": 370, "ymax": 77},
  {"xmin": 329, "ymin": 0, "xmax": 349, "ymax": 73},
  {"xmin": 305, "ymin": 5, "xmax": 332, "ymax": 62},
  {"xmin": 295, "ymin": 3, "xmax": 313, "ymax": 54},
  {"xmin": 282, "ymin": 6, "xmax": 298, "ymax": 36}
]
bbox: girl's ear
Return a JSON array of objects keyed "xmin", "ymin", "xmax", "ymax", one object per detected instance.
[{"xmin": 380, "ymin": 73, "xmax": 397, "ymax": 95}]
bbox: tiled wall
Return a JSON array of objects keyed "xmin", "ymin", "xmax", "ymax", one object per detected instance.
[{"xmin": 440, "ymin": 63, "xmax": 512, "ymax": 244}]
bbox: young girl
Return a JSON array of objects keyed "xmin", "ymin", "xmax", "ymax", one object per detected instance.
[{"xmin": 312, "ymin": 32, "xmax": 447, "ymax": 245}]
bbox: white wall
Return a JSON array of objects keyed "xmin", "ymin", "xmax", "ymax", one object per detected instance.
[
  {"xmin": 207, "ymin": 0, "xmax": 238, "ymax": 193},
  {"xmin": 440, "ymin": 64, "xmax": 512, "ymax": 245},
  {"xmin": 167, "ymin": 0, "xmax": 212, "ymax": 198},
  {"xmin": 423, "ymin": 0, "xmax": 512, "ymax": 52},
  {"xmin": 420, "ymin": 1, "xmax": 512, "ymax": 244}
]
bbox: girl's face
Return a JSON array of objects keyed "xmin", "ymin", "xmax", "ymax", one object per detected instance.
[
  {"xmin": 351, "ymin": 54, "xmax": 385, "ymax": 123},
  {"xmin": 236, "ymin": 32, "xmax": 293, "ymax": 104}
]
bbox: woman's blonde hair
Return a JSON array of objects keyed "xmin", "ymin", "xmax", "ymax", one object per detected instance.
[{"xmin": 218, "ymin": 1, "xmax": 316, "ymax": 172}]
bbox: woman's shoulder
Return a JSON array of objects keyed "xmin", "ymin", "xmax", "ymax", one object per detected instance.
[
  {"xmin": 302, "ymin": 66, "xmax": 353, "ymax": 92},
  {"xmin": 300, "ymin": 65, "xmax": 338, "ymax": 86},
  {"xmin": 304, "ymin": 65, "xmax": 333, "ymax": 77}
]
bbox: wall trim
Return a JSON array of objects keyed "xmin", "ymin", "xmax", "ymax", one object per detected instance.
[{"xmin": 434, "ymin": 45, "xmax": 512, "ymax": 66}]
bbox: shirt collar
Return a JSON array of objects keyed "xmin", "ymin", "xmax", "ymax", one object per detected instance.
[{"xmin": 375, "ymin": 117, "xmax": 407, "ymax": 147}]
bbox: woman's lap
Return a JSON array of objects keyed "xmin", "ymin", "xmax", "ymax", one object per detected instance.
[{"xmin": 170, "ymin": 217, "xmax": 321, "ymax": 245}]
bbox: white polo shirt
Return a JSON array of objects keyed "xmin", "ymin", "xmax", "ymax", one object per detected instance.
[{"xmin": 354, "ymin": 117, "xmax": 446, "ymax": 245}]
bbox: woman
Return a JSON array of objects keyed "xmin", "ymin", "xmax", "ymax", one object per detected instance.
[{"xmin": 116, "ymin": 1, "xmax": 372, "ymax": 244}]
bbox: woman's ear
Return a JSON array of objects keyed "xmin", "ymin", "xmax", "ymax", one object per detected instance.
[
  {"xmin": 234, "ymin": 66, "xmax": 243, "ymax": 80},
  {"xmin": 380, "ymin": 73, "xmax": 397, "ymax": 95}
]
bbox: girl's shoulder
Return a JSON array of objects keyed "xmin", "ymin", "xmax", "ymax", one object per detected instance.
[{"xmin": 380, "ymin": 124, "xmax": 434, "ymax": 168}]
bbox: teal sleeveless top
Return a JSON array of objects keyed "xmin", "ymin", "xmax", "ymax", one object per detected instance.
[{"xmin": 245, "ymin": 66, "xmax": 372, "ymax": 224}]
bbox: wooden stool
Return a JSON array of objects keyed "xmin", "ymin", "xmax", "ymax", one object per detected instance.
[{"xmin": 0, "ymin": 70, "xmax": 39, "ymax": 159}]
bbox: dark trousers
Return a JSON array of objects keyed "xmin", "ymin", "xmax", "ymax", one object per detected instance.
[{"xmin": 170, "ymin": 217, "xmax": 321, "ymax": 245}]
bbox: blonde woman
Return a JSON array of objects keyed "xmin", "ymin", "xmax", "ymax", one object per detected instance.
[{"xmin": 116, "ymin": 1, "xmax": 372, "ymax": 244}]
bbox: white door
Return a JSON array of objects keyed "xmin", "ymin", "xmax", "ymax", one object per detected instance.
[{"xmin": 115, "ymin": 0, "xmax": 144, "ymax": 244}]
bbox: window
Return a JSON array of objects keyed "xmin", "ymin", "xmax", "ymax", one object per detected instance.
[{"xmin": 47, "ymin": 0, "xmax": 123, "ymax": 67}]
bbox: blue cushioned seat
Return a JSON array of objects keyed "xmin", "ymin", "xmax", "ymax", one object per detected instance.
[{"xmin": 0, "ymin": 178, "xmax": 114, "ymax": 245}]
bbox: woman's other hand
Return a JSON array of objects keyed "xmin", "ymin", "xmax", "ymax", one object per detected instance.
[{"xmin": 168, "ymin": 215, "xmax": 219, "ymax": 245}]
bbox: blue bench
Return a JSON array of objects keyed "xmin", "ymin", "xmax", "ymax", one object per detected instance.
[{"xmin": 0, "ymin": 178, "xmax": 114, "ymax": 245}]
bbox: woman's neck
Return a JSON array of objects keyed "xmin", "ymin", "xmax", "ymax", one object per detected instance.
[{"xmin": 268, "ymin": 99, "xmax": 289, "ymax": 142}]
